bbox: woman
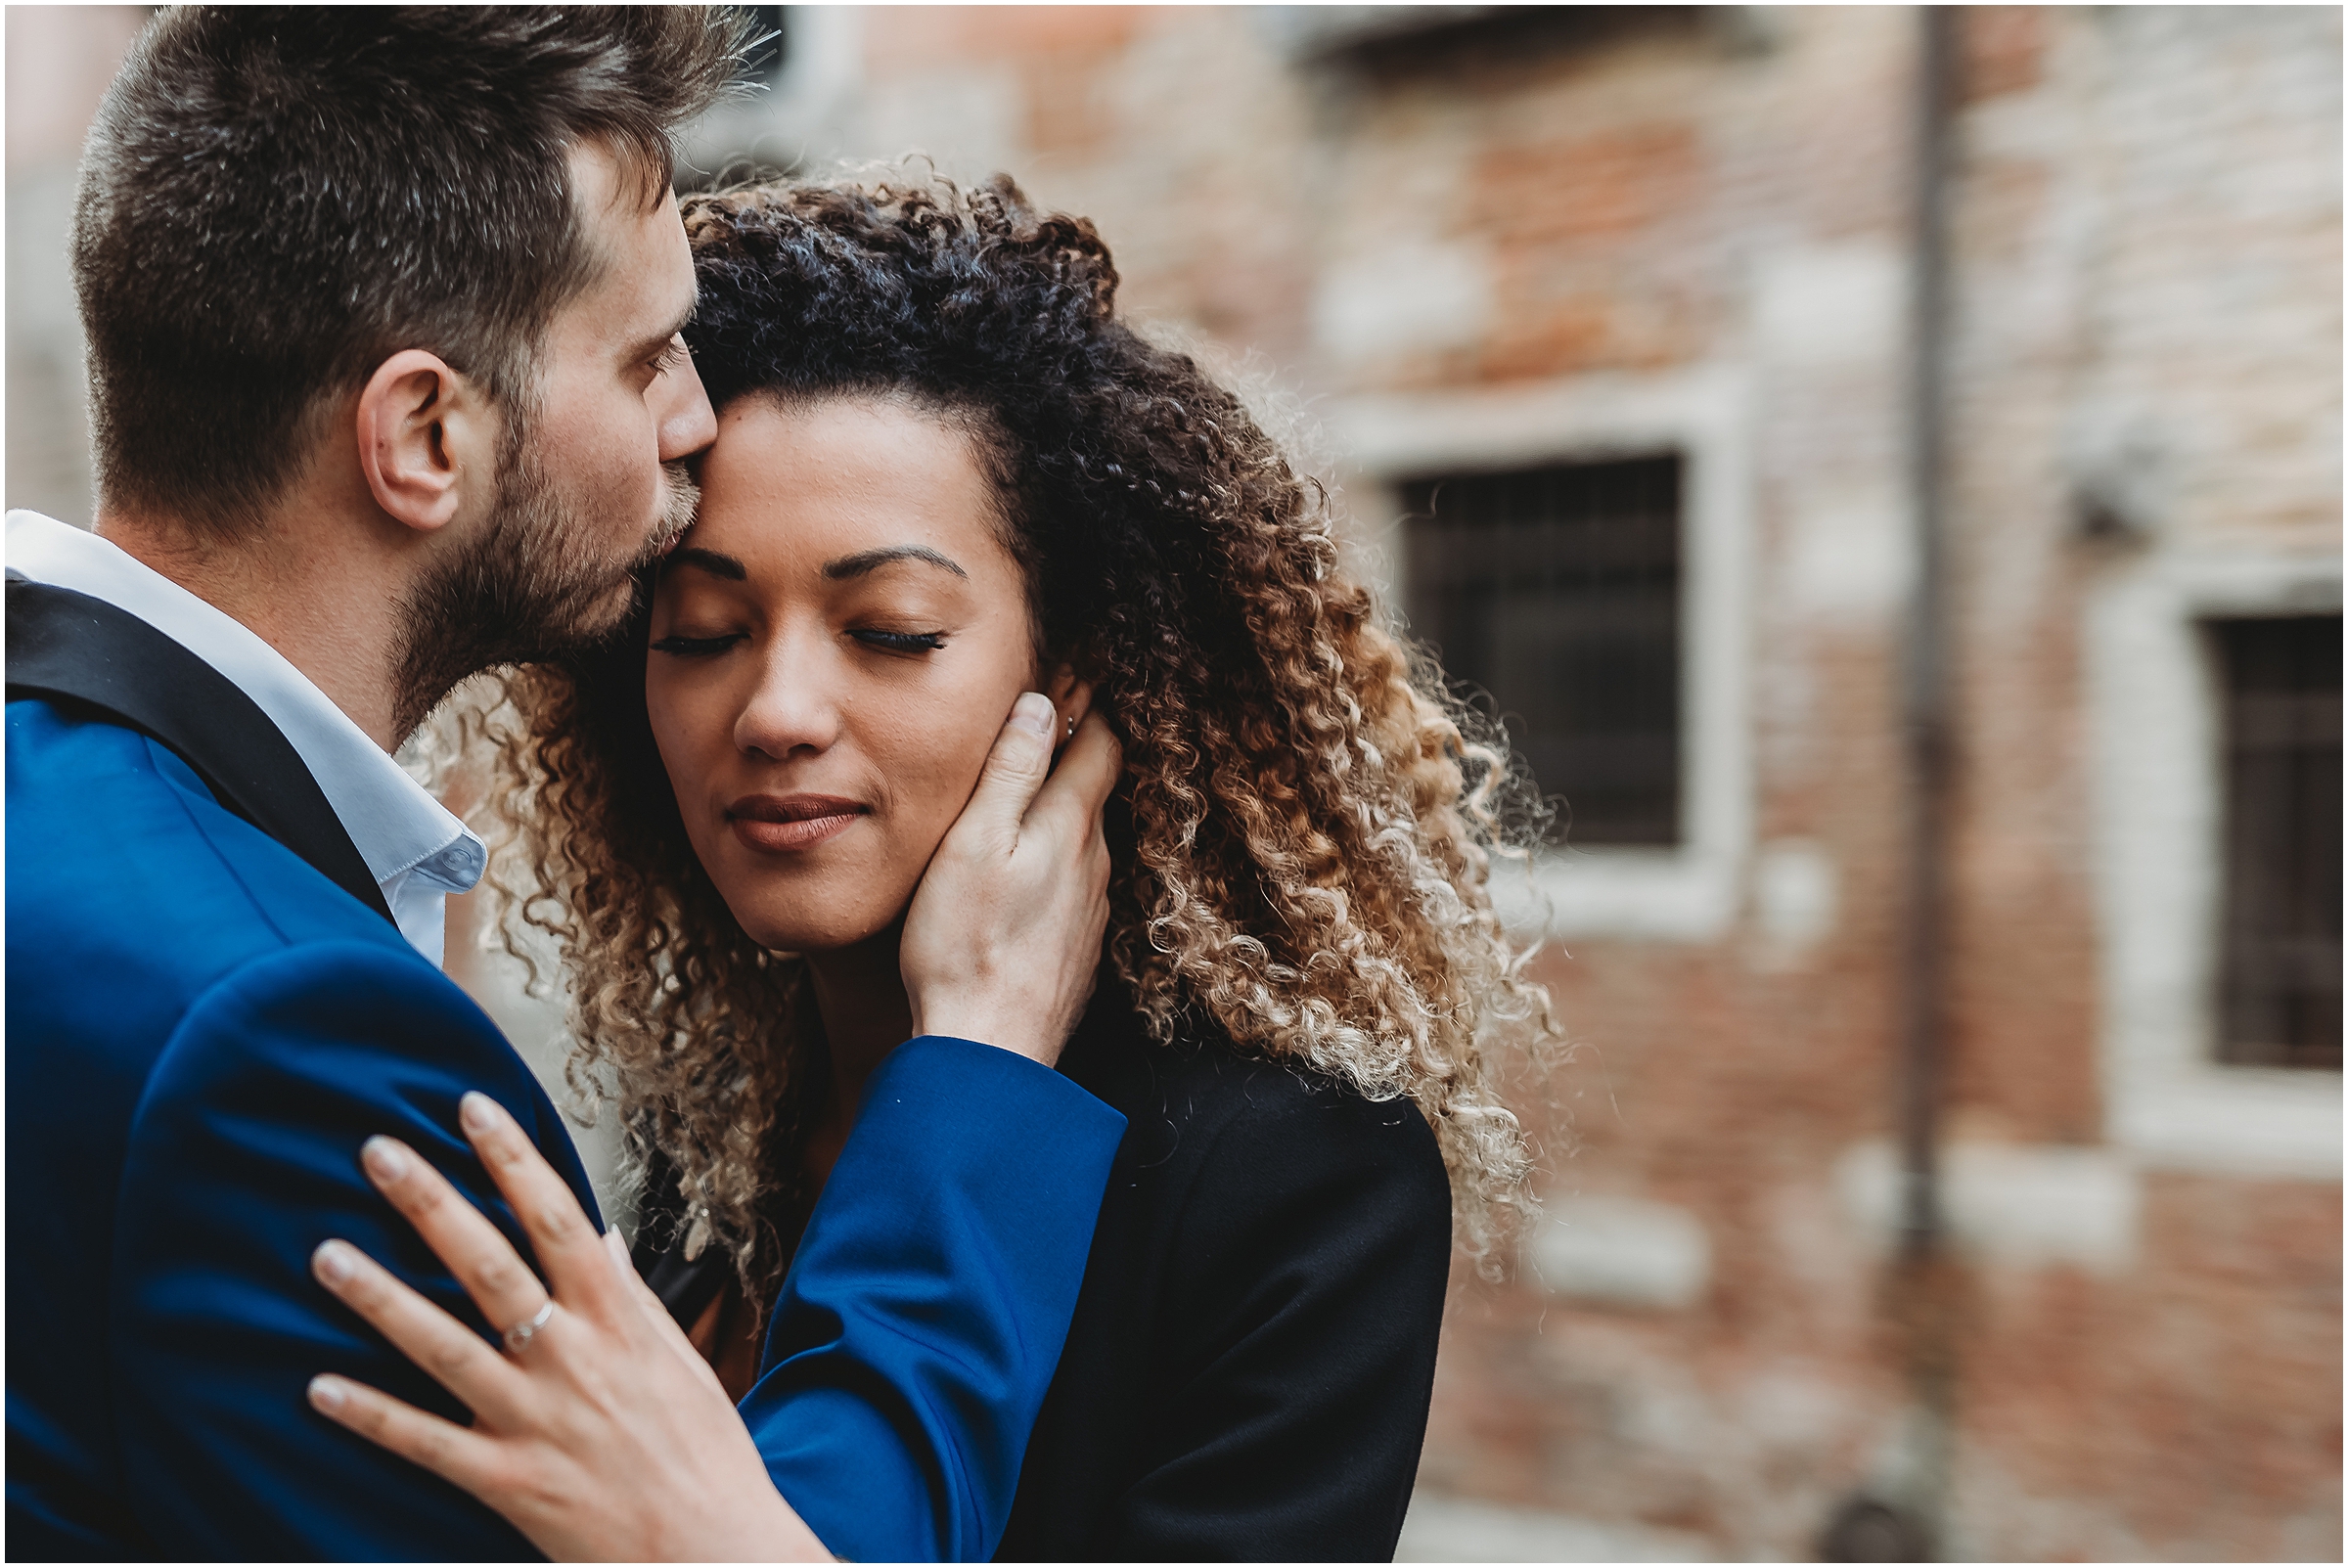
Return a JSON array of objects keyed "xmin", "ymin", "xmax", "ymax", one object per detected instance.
[{"xmin": 327, "ymin": 172, "xmax": 1554, "ymax": 1559}]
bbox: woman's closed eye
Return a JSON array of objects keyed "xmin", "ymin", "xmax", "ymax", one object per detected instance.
[
  {"xmin": 651, "ymin": 628, "xmax": 947, "ymax": 657},
  {"xmin": 852, "ymin": 628, "xmax": 947, "ymax": 654},
  {"xmin": 651, "ymin": 631, "xmax": 746, "ymax": 658}
]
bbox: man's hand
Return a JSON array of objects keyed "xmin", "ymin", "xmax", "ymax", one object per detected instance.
[{"xmin": 901, "ymin": 689, "xmax": 1121, "ymax": 1068}]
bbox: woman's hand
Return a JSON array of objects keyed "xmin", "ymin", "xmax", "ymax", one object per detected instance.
[{"xmin": 305, "ymin": 1092, "xmax": 830, "ymax": 1562}]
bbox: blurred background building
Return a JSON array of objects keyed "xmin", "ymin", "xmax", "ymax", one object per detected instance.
[{"xmin": 9, "ymin": 6, "xmax": 2339, "ymax": 1560}]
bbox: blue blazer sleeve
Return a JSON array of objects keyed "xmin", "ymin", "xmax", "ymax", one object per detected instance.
[
  {"xmin": 744, "ymin": 1036, "xmax": 1126, "ymax": 1563},
  {"xmin": 109, "ymin": 939, "xmax": 592, "ymax": 1561},
  {"xmin": 113, "ymin": 949, "xmax": 1119, "ymax": 1563}
]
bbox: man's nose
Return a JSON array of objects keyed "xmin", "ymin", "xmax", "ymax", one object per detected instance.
[{"xmin": 656, "ymin": 338, "xmax": 718, "ymax": 464}]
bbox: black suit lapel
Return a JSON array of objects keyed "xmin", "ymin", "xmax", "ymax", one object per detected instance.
[{"xmin": 6, "ymin": 577, "xmax": 397, "ymax": 927}]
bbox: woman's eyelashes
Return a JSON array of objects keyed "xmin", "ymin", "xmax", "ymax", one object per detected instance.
[
  {"xmin": 851, "ymin": 628, "xmax": 948, "ymax": 654},
  {"xmin": 650, "ymin": 631, "xmax": 745, "ymax": 658},
  {"xmin": 650, "ymin": 627, "xmax": 947, "ymax": 658}
]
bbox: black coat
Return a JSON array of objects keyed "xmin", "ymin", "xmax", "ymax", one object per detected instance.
[
  {"xmin": 993, "ymin": 996, "xmax": 1454, "ymax": 1562},
  {"xmin": 640, "ymin": 993, "xmax": 1455, "ymax": 1563}
]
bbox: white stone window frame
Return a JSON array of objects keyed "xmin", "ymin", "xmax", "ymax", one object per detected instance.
[
  {"xmin": 1326, "ymin": 363, "xmax": 1754, "ymax": 942},
  {"xmin": 2087, "ymin": 549, "xmax": 2343, "ymax": 1181}
]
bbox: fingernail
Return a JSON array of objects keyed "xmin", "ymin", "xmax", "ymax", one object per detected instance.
[
  {"xmin": 312, "ymin": 1239, "xmax": 356, "ymax": 1286},
  {"xmin": 360, "ymin": 1137, "xmax": 408, "ymax": 1184},
  {"xmin": 356, "ymin": 1131, "xmax": 408, "ymax": 1183},
  {"xmin": 308, "ymin": 1374, "xmax": 347, "ymax": 1412},
  {"xmin": 1011, "ymin": 692, "xmax": 1055, "ymax": 738},
  {"xmin": 460, "ymin": 1092, "xmax": 499, "ymax": 1134}
]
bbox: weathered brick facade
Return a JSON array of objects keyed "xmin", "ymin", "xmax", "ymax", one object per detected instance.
[{"xmin": 795, "ymin": 7, "xmax": 2341, "ymax": 1558}]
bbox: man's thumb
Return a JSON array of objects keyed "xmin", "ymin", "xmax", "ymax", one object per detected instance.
[{"xmin": 965, "ymin": 692, "xmax": 1059, "ymax": 829}]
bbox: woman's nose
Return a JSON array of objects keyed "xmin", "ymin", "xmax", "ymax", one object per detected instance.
[{"xmin": 733, "ymin": 644, "xmax": 842, "ymax": 761}]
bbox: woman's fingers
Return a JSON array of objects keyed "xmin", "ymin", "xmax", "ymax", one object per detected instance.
[
  {"xmin": 307, "ymin": 1372, "xmax": 506, "ymax": 1500},
  {"xmin": 310, "ymin": 1237, "xmax": 526, "ymax": 1423},
  {"xmin": 321, "ymin": 1159, "xmax": 824, "ymax": 1562},
  {"xmin": 605, "ymin": 1230, "xmax": 684, "ymax": 1347},
  {"xmin": 605, "ymin": 1231, "xmax": 735, "ymax": 1404},
  {"xmin": 356, "ymin": 1134, "xmax": 558, "ymax": 1341},
  {"xmin": 455, "ymin": 1093, "xmax": 624, "ymax": 1318}
]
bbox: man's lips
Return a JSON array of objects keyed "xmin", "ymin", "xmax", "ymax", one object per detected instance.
[{"xmin": 726, "ymin": 793, "xmax": 868, "ymax": 853}]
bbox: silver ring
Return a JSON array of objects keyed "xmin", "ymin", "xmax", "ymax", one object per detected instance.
[{"xmin": 502, "ymin": 1298, "xmax": 555, "ymax": 1351}]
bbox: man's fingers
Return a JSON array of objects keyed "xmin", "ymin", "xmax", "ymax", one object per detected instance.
[
  {"xmin": 900, "ymin": 695, "xmax": 1118, "ymax": 1060},
  {"xmin": 455, "ymin": 1093, "xmax": 621, "ymax": 1317},
  {"xmin": 357, "ymin": 1134, "xmax": 558, "ymax": 1340},
  {"xmin": 1024, "ymin": 710, "xmax": 1123, "ymax": 842},
  {"xmin": 951, "ymin": 692, "xmax": 1060, "ymax": 851},
  {"xmin": 310, "ymin": 1238, "xmax": 526, "ymax": 1423},
  {"xmin": 307, "ymin": 1372, "xmax": 506, "ymax": 1499}
]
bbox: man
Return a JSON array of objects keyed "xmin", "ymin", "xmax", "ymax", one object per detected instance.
[{"xmin": 6, "ymin": 9, "xmax": 1121, "ymax": 1560}]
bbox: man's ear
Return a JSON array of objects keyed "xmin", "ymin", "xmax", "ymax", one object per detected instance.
[{"xmin": 354, "ymin": 349, "xmax": 496, "ymax": 534}]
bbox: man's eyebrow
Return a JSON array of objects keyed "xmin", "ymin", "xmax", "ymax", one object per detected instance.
[
  {"xmin": 626, "ymin": 296, "xmax": 697, "ymax": 365},
  {"xmin": 823, "ymin": 545, "xmax": 970, "ymax": 582},
  {"xmin": 662, "ymin": 546, "xmax": 746, "ymax": 581}
]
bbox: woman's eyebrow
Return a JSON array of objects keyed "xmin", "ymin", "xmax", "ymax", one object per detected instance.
[
  {"xmin": 823, "ymin": 544, "xmax": 969, "ymax": 581},
  {"xmin": 662, "ymin": 546, "xmax": 747, "ymax": 581}
]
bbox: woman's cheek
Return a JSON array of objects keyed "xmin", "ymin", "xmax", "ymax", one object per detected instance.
[
  {"xmin": 650, "ymin": 683, "xmax": 724, "ymax": 857},
  {"xmin": 882, "ymin": 716, "xmax": 996, "ymax": 863}
]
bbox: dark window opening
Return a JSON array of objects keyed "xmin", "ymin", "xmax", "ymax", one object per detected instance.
[
  {"xmin": 1280, "ymin": 7, "xmax": 1712, "ymax": 80},
  {"xmin": 740, "ymin": 6, "xmax": 789, "ymax": 82},
  {"xmin": 675, "ymin": 9, "xmax": 796, "ymax": 196},
  {"xmin": 2212, "ymin": 614, "xmax": 2341, "ymax": 1070},
  {"xmin": 1400, "ymin": 454, "xmax": 1683, "ymax": 847}
]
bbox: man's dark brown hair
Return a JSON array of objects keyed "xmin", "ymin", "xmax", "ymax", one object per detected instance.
[{"xmin": 71, "ymin": 6, "xmax": 750, "ymax": 540}]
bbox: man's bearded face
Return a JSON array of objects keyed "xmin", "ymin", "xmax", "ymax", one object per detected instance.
[{"xmin": 390, "ymin": 407, "xmax": 698, "ymax": 739}]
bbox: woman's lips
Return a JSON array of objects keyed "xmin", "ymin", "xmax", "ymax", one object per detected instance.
[{"xmin": 726, "ymin": 793, "xmax": 867, "ymax": 853}]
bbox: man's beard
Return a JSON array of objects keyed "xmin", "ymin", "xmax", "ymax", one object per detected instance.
[{"xmin": 389, "ymin": 435, "xmax": 699, "ymax": 741}]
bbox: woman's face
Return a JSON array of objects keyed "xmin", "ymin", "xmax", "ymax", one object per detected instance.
[{"xmin": 647, "ymin": 394, "xmax": 1044, "ymax": 954}]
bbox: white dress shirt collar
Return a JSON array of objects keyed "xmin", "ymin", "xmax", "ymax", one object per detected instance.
[{"xmin": 6, "ymin": 510, "xmax": 484, "ymax": 965}]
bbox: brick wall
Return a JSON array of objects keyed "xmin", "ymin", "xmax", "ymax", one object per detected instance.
[
  {"xmin": 1932, "ymin": 8, "xmax": 2341, "ymax": 1558},
  {"xmin": 824, "ymin": 7, "xmax": 2341, "ymax": 1557}
]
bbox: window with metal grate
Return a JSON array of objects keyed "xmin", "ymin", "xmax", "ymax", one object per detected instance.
[
  {"xmin": 2211, "ymin": 614, "xmax": 2342, "ymax": 1070},
  {"xmin": 1399, "ymin": 454, "xmax": 1683, "ymax": 847}
]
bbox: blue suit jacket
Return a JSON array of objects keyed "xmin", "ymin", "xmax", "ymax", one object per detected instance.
[{"xmin": 5, "ymin": 691, "xmax": 1122, "ymax": 1561}]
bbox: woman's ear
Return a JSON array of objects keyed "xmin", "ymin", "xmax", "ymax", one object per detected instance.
[
  {"xmin": 354, "ymin": 349, "xmax": 496, "ymax": 535},
  {"xmin": 1044, "ymin": 664, "xmax": 1090, "ymax": 747}
]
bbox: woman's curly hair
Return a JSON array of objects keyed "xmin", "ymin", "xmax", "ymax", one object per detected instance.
[{"xmin": 460, "ymin": 172, "xmax": 1558, "ymax": 1298}]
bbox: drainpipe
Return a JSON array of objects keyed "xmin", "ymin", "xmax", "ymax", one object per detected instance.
[
  {"xmin": 1891, "ymin": 3, "xmax": 1960, "ymax": 1557},
  {"xmin": 1900, "ymin": 0, "xmax": 1957, "ymax": 1267},
  {"xmin": 1826, "ymin": 11, "xmax": 1961, "ymax": 1562}
]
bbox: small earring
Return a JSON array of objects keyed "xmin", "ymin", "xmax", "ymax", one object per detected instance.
[{"xmin": 1064, "ymin": 714, "xmax": 1076, "ymax": 738}]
